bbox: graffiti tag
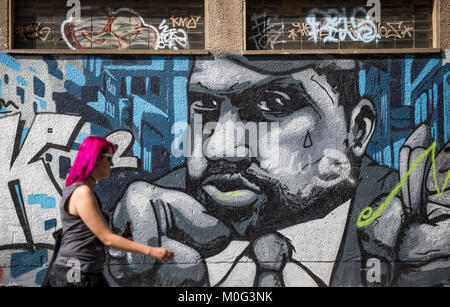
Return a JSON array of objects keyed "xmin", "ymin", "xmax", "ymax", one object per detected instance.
[
  {"xmin": 378, "ymin": 22, "xmax": 413, "ymax": 39},
  {"xmin": 249, "ymin": 14, "xmax": 285, "ymax": 50},
  {"xmin": 0, "ymin": 98, "xmax": 19, "ymax": 113},
  {"xmin": 306, "ymin": 7, "xmax": 379, "ymax": 43},
  {"xmin": 15, "ymin": 23, "xmax": 51, "ymax": 41},
  {"xmin": 170, "ymin": 16, "xmax": 202, "ymax": 29},
  {"xmin": 357, "ymin": 142, "xmax": 450, "ymax": 228},
  {"xmin": 157, "ymin": 19, "xmax": 189, "ymax": 50},
  {"xmin": 61, "ymin": 8, "xmax": 160, "ymax": 50},
  {"xmin": 61, "ymin": 7, "xmax": 194, "ymax": 50}
]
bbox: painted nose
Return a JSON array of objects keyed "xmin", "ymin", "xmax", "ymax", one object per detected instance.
[{"xmin": 202, "ymin": 105, "xmax": 257, "ymax": 162}]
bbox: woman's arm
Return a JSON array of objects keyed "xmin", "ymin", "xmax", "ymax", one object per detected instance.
[{"xmin": 69, "ymin": 185, "xmax": 174, "ymax": 263}]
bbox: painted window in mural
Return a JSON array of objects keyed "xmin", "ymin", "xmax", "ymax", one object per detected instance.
[
  {"xmin": 13, "ymin": 0, "xmax": 205, "ymax": 50},
  {"xmin": 246, "ymin": 0, "xmax": 436, "ymax": 51}
]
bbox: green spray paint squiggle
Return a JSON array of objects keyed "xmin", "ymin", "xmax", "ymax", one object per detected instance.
[
  {"xmin": 216, "ymin": 191, "xmax": 244, "ymax": 200},
  {"xmin": 357, "ymin": 142, "xmax": 450, "ymax": 228}
]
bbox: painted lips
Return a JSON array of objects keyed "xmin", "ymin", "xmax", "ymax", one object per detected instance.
[{"xmin": 201, "ymin": 173, "xmax": 265, "ymax": 207}]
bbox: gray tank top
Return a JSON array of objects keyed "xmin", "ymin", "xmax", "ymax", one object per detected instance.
[{"xmin": 54, "ymin": 182, "xmax": 110, "ymax": 272}]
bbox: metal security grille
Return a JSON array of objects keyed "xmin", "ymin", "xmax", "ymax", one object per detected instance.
[
  {"xmin": 13, "ymin": 0, "xmax": 205, "ymax": 50},
  {"xmin": 246, "ymin": 0, "xmax": 435, "ymax": 51}
]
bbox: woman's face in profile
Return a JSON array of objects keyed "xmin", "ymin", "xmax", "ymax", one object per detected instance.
[{"xmin": 94, "ymin": 147, "xmax": 114, "ymax": 179}]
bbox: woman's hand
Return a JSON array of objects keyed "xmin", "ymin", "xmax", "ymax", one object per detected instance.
[{"xmin": 147, "ymin": 247, "xmax": 174, "ymax": 263}]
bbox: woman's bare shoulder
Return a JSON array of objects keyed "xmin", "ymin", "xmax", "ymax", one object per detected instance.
[{"xmin": 70, "ymin": 184, "xmax": 95, "ymax": 199}]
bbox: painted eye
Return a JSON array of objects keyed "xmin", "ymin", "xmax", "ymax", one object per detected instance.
[
  {"xmin": 257, "ymin": 90, "xmax": 291, "ymax": 116},
  {"xmin": 257, "ymin": 100, "xmax": 271, "ymax": 111},
  {"xmin": 191, "ymin": 95, "xmax": 220, "ymax": 112}
]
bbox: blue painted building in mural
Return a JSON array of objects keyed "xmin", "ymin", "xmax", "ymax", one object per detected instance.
[
  {"xmin": 1, "ymin": 52, "xmax": 448, "ymax": 173},
  {"xmin": 0, "ymin": 52, "xmax": 191, "ymax": 177},
  {"xmin": 362, "ymin": 56, "xmax": 450, "ymax": 169},
  {"xmin": 63, "ymin": 56, "xmax": 191, "ymax": 175},
  {"xmin": 0, "ymin": 52, "xmax": 49, "ymax": 115}
]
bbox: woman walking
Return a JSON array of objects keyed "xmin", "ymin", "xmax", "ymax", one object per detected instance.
[{"xmin": 46, "ymin": 136, "xmax": 173, "ymax": 287}]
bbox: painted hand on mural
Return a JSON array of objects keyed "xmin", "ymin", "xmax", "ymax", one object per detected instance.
[
  {"xmin": 106, "ymin": 179, "xmax": 296, "ymax": 287},
  {"xmin": 106, "ymin": 181, "xmax": 231, "ymax": 286},
  {"xmin": 395, "ymin": 138, "xmax": 450, "ymax": 286},
  {"xmin": 357, "ymin": 124, "xmax": 450, "ymax": 286}
]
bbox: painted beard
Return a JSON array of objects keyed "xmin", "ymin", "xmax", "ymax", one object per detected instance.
[{"xmin": 187, "ymin": 154, "xmax": 360, "ymax": 238}]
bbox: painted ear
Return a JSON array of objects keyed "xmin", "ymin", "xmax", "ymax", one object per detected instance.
[{"xmin": 348, "ymin": 98, "xmax": 376, "ymax": 157}]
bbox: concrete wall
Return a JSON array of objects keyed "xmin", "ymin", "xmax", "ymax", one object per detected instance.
[
  {"xmin": 0, "ymin": 0, "xmax": 8, "ymax": 50},
  {"xmin": 0, "ymin": 1, "xmax": 449, "ymax": 287},
  {"xmin": 441, "ymin": 0, "xmax": 450, "ymax": 48}
]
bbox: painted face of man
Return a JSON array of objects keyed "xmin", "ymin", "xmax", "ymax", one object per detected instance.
[{"xmin": 186, "ymin": 57, "xmax": 374, "ymax": 236}]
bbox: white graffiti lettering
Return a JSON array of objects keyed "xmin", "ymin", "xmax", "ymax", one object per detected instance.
[
  {"xmin": 157, "ymin": 19, "xmax": 188, "ymax": 50},
  {"xmin": 105, "ymin": 130, "xmax": 138, "ymax": 169},
  {"xmin": 306, "ymin": 7, "xmax": 379, "ymax": 44},
  {"xmin": 61, "ymin": 7, "xmax": 160, "ymax": 50},
  {"xmin": 0, "ymin": 113, "xmax": 82, "ymax": 247}
]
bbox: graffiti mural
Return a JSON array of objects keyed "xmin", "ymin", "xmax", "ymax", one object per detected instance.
[
  {"xmin": 62, "ymin": 8, "xmax": 199, "ymax": 50},
  {"xmin": 14, "ymin": 0, "xmax": 205, "ymax": 50},
  {"xmin": 0, "ymin": 51, "xmax": 449, "ymax": 286},
  {"xmin": 246, "ymin": 0, "xmax": 433, "ymax": 50}
]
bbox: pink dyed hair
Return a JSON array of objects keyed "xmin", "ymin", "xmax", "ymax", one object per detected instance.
[{"xmin": 65, "ymin": 136, "xmax": 116, "ymax": 187}]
